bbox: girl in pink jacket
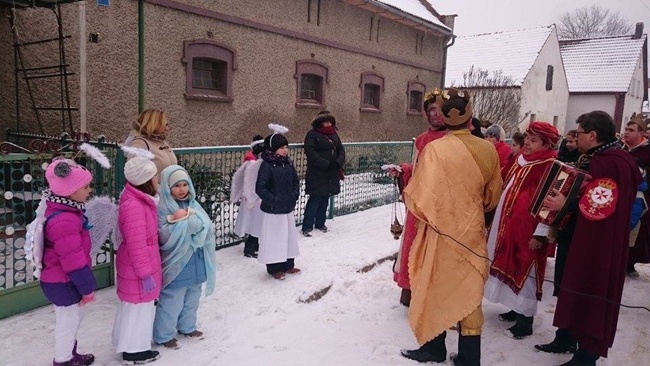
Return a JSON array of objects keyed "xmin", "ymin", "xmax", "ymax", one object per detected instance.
[
  {"xmin": 41, "ymin": 159, "xmax": 96, "ymax": 366},
  {"xmin": 112, "ymin": 157, "xmax": 163, "ymax": 365}
]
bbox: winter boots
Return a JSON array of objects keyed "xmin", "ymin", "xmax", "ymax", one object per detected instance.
[
  {"xmin": 399, "ymin": 289, "xmax": 411, "ymax": 307},
  {"xmin": 557, "ymin": 349, "xmax": 599, "ymax": 366},
  {"xmin": 450, "ymin": 335, "xmax": 481, "ymax": 366},
  {"xmin": 52, "ymin": 341, "xmax": 95, "ymax": 366},
  {"xmin": 122, "ymin": 350, "xmax": 160, "ymax": 365},
  {"xmin": 534, "ymin": 328, "xmax": 577, "ymax": 354},
  {"xmin": 243, "ymin": 235, "xmax": 259, "ymax": 258},
  {"xmin": 400, "ymin": 331, "xmax": 447, "ymax": 363},
  {"xmin": 497, "ymin": 310, "xmax": 518, "ymax": 322},
  {"xmin": 507, "ymin": 314, "xmax": 533, "ymax": 339}
]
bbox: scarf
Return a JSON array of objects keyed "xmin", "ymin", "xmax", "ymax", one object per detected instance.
[
  {"xmin": 42, "ymin": 189, "xmax": 85, "ymax": 211},
  {"xmin": 261, "ymin": 150, "xmax": 290, "ymax": 164},
  {"xmin": 316, "ymin": 126, "xmax": 337, "ymax": 135},
  {"xmin": 522, "ymin": 147, "xmax": 557, "ymax": 162},
  {"xmin": 157, "ymin": 166, "xmax": 216, "ymax": 296}
]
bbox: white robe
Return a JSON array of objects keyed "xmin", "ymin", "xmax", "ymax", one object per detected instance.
[
  {"xmin": 257, "ymin": 212, "xmax": 299, "ymax": 264},
  {"xmin": 232, "ymin": 160, "xmax": 264, "ymax": 238}
]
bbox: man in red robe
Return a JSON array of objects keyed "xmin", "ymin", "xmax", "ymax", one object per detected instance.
[
  {"xmin": 536, "ymin": 111, "xmax": 641, "ymax": 366},
  {"xmin": 391, "ymin": 88, "xmax": 448, "ymax": 306},
  {"xmin": 622, "ymin": 113, "xmax": 650, "ymax": 277},
  {"xmin": 484, "ymin": 122, "xmax": 559, "ymax": 339}
]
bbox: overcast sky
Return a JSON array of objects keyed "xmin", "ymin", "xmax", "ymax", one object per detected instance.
[{"xmin": 429, "ymin": 0, "xmax": 650, "ymax": 36}]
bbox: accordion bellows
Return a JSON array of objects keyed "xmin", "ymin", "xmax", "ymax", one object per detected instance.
[{"xmin": 529, "ymin": 160, "xmax": 592, "ymax": 229}]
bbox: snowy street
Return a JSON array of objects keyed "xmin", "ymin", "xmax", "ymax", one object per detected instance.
[{"xmin": 1, "ymin": 204, "xmax": 649, "ymax": 366}]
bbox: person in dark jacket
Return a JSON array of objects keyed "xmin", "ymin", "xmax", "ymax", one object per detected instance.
[
  {"xmin": 255, "ymin": 124, "xmax": 301, "ymax": 280},
  {"xmin": 302, "ymin": 110, "xmax": 346, "ymax": 237}
]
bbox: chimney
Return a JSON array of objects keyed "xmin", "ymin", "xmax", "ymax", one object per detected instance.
[{"xmin": 633, "ymin": 22, "xmax": 644, "ymax": 39}]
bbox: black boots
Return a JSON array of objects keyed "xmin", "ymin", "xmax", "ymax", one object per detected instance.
[
  {"xmin": 243, "ymin": 235, "xmax": 258, "ymax": 258},
  {"xmin": 557, "ymin": 349, "xmax": 599, "ymax": 366},
  {"xmin": 401, "ymin": 332, "xmax": 447, "ymax": 363},
  {"xmin": 498, "ymin": 310, "xmax": 518, "ymax": 322},
  {"xmin": 534, "ymin": 328, "xmax": 577, "ymax": 354},
  {"xmin": 450, "ymin": 335, "xmax": 480, "ymax": 366},
  {"xmin": 507, "ymin": 314, "xmax": 533, "ymax": 339},
  {"xmin": 400, "ymin": 289, "xmax": 411, "ymax": 307}
]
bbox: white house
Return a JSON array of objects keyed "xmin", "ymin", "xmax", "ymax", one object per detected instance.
[
  {"xmin": 560, "ymin": 28, "xmax": 648, "ymax": 134},
  {"xmin": 445, "ymin": 25, "xmax": 570, "ymax": 134}
]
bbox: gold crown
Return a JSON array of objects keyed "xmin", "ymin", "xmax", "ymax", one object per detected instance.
[
  {"xmin": 597, "ymin": 180, "xmax": 616, "ymax": 191},
  {"xmin": 424, "ymin": 88, "xmax": 450, "ymax": 108},
  {"xmin": 630, "ymin": 112, "xmax": 644, "ymax": 125},
  {"xmin": 441, "ymin": 88, "xmax": 473, "ymax": 126}
]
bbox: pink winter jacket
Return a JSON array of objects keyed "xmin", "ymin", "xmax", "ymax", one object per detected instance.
[
  {"xmin": 116, "ymin": 183, "xmax": 162, "ymax": 303},
  {"xmin": 41, "ymin": 201, "xmax": 93, "ymax": 286}
]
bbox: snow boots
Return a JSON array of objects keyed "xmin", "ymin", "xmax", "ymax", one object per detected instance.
[
  {"xmin": 450, "ymin": 335, "xmax": 480, "ymax": 366},
  {"xmin": 497, "ymin": 310, "xmax": 518, "ymax": 322},
  {"xmin": 534, "ymin": 328, "xmax": 577, "ymax": 354},
  {"xmin": 243, "ymin": 235, "xmax": 258, "ymax": 258},
  {"xmin": 52, "ymin": 341, "xmax": 94, "ymax": 366},
  {"xmin": 400, "ymin": 331, "xmax": 447, "ymax": 363},
  {"xmin": 122, "ymin": 350, "xmax": 160, "ymax": 365},
  {"xmin": 507, "ymin": 314, "xmax": 533, "ymax": 339}
]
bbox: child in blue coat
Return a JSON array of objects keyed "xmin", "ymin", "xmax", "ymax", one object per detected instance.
[{"xmin": 153, "ymin": 166, "xmax": 216, "ymax": 349}]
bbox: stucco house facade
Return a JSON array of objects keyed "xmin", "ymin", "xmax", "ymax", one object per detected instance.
[
  {"xmin": 445, "ymin": 26, "xmax": 570, "ymax": 135},
  {"xmin": 560, "ymin": 29, "xmax": 648, "ymax": 134},
  {"xmin": 0, "ymin": 0, "xmax": 454, "ymax": 146}
]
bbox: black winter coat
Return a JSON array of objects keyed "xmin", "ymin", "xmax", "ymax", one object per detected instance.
[
  {"xmin": 255, "ymin": 155, "xmax": 300, "ymax": 214},
  {"xmin": 304, "ymin": 129, "xmax": 346, "ymax": 196}
]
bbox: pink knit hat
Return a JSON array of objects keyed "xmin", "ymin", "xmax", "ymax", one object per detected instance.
[{"xmin": 45, "ymin": 158, "xmax": 93, "ymax": 197}]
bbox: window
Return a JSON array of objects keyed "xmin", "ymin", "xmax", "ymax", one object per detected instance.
[
  {"xmin": 295, "ymin": 60, "xmax": 328, "ymax": 108},
  {"xmin": 546, "ymin": 65, "xmax": 554, "ymax": 91},
  {"xmin": 407, "ymin": 81, "xmax": 426, "ymax": 115},
  {"xmin": 192, "ymin": 58, "xmax": 226, "ymax": 91},
  {"xmin": 183, "ymin": 40, "xmax": 236, "ymax": 102},
  {"xmin": 360, "ymin": 72, "xmax": 384, "ymax": 112}
]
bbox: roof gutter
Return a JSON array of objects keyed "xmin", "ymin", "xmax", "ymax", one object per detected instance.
[
  {"xmin": 440, "ymin": 34, "xmax": 456, "ymax": 88},
  {"xmin": 361, "ymin": 0, "xmax": 452, "ymax": 35}
]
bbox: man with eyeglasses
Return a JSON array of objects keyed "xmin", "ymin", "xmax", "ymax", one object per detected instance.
[{"xmin": 536, "ymin": 111, "xmax": 641, "ymax": 366}]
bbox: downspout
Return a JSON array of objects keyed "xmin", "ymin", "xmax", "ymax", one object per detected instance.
[
  {"xmin": 79, "ymin": 1, "xmax": 87, "ymax": 132},
  {"xmin": 440, "ymin": 35, "xmax": 456, "ymax": 89},
  {"xmin": 138, "ymin": 0, "xmax": 145, "ymax": 113}
]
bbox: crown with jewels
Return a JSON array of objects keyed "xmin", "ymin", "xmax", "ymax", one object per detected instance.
[
  {"xmin": 597, "ymin": 179, "xmax": 616, "ymax": 191},
  {"xmin": 424, "ymin": 88, "xmax": 449, "ymax": 109}
]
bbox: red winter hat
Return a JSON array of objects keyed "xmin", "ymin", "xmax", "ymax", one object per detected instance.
[{"xmin": 526, "ymin": 121, "xmax": 560, "ymax": 146}]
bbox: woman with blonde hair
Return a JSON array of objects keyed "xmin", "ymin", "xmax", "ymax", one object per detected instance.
[{"xmin": 125, "ymin": 109, "xmax": 178, "ymax": 174}]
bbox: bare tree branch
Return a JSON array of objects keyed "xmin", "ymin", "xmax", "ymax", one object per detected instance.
[
  {"xmin": 457, "ymin": 66, "xmax": 522, "ymax": 136},
  {"xmin": 557, "ymin": 5, "xmax": 632, "ymax": 39}
]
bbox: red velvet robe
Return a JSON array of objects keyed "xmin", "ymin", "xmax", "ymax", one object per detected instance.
[
  {"xmin": 393, "ymin": 128, "xmax": 448, "ymax": 289},
  {"xmin": 553, "ymin": 148, "xmax": 641, "ymax": 357},
  {"xmin": 626, "ymin": 141, "xmax": 650, "ymax": 264},
  {"xmin": 490, "ymin": 154, "xmax": 554, "ymax": 299}
]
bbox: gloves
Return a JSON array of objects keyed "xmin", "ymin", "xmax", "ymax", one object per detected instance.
[
  {"xmin": 141, "ymin": 275, "xmax": 156, "ymax": 294},
  {"xmin": 80, "ymin": 292, "xmax": 95, "ymax": 306},
  {"xmin": 328, "ymin": 160, "xmax": 339, "ymax": 170}
]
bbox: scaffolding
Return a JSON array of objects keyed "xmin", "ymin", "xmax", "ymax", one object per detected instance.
[{"xmin": 2, "ymin": 0, "xmax": 84, "ymax": 133}]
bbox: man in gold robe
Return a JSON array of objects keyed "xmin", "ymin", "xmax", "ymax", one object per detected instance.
[{"xmin": 400, "ymin": 89, "xmax": 503, "ymax": 366}]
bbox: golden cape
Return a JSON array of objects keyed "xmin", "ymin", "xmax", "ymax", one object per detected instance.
[{"xmin": 403, "ymin": 130, "xmax": 502, "ymax": 344}]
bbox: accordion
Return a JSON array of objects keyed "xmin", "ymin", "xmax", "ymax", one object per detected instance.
[{"xmin": 529, "ymin": 160, "xmax": 592, "ymax": 229}]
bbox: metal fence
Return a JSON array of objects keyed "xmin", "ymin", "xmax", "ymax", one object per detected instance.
[{"xmin": 0, "ymin": 130, "xmax": 413, "ymax": 318}]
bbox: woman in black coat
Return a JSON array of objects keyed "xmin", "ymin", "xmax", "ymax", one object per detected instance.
[{"xmin": 301, "ymin": 111, "xmax": 346, "ymax": 236}]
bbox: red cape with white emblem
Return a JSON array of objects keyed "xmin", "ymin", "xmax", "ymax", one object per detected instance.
[{"xmin": 578, "ymin": 178, "xmax": 618, "ymax": 220}]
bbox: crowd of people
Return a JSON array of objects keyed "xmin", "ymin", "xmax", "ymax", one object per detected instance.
[
  {"xmin": 31, "ymin": 85, "xmax": 650, "ymax": 366},
  {"xmin": 392, "ymin": 88, "xmax": 649, "ymax": 366},
  {"xmin": 35, "ymin": 107, "xmax": 346, "ymax": 365}
]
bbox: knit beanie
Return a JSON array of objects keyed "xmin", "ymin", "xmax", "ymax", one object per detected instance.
[
  {"xmin": 45, "ymin": 159, "xmax": 93, "ymax": 197},
  {"xmin": 251, "ymin": 134, "xmax": 266, "ymax": 156},
  {"xmin": 168, "ymin": 168, "xmax": 190, "ymax": 188},
  {"xmin": 265, "ymin": 133, "xmax": 289, "ymax": 152},
  {"xmin": 124, "ymin": 156, "xmax": 157, "ymax": 186},
  {"xmin": 485, "ymin": 125, "xmax": 501, "ymax": 140}
]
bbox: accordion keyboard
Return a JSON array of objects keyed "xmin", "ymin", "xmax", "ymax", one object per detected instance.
[{"xmin": 538, "ymin": 171, "xmax": 570, "ymax": 219}]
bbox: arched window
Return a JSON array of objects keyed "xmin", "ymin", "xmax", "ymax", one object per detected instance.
[
  {"xmin": 360, "ymin": 72, "xmax": 384, "ymax": 112},
  {"xmin": 295, "ymin": 60, "xmax": 328, "ymax": 108},
  {"xmin": 182, "ymin": 40, "xmax": 236, "ymax": 102},
  {"xmin": 407, "ymin": 81, "xmax": 426, "ymax": 115}
]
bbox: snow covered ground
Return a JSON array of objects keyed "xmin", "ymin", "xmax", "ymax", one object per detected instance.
[{"xmin": 1, "ymin": 204, "xmax": 649, "ymax": 366}]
